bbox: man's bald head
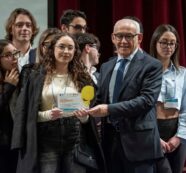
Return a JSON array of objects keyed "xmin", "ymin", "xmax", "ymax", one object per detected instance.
[{"xmin": 113, "ymin": 19, "xmax": 140, "ymax": 34}]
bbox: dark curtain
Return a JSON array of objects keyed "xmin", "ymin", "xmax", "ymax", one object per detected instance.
[{"xmin": 50, "ymin": 0, "xmax": 186, "ymax": 67}]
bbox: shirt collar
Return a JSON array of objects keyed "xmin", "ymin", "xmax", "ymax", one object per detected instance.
[
  {"xmin": 90, "ymin": 66, "xmax": 97, "ymax": 75},
  {"xmin": 20, "ymin": 45, "xmax": 32, "ymax": 57},
  {"xmin": 164, "ymin": 61, "xmax": 177, "ymax": 73}
]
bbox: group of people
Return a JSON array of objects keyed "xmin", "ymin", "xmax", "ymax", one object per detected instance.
[{"xmin": 0, "ymin": 7, "xmax": 186, "ymax": 173}]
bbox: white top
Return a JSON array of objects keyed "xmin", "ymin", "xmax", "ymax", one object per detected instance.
[
  {"xmin": 17, "ymin": 46, "xmax": 32, "ymax": 72},
  {"xmin": 38, "ymin": 74, "xmax": 88, "ymax": 123},
  {"xmin": 90, "ymin": 66, "xmax": 97, "ymax": 84}
]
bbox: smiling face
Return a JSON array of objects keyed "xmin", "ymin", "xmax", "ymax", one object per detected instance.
[
  {"xmin": 11, "ymin": 14, "xmax": 33, "ymax": 44},
  {"xmin": 0, "ymin": 43, "xmax": 18, "ymax": 71},
  {"xmin": 156, "ymin": 31, "xmax": 177, "ymax": 61},
  {"xmin": 112, "ymin": 19, "xmax": 142, "ymax": 57},
  {"xmin": 54, "ymin": 35, "xmax": 75, "ymax": 65}
]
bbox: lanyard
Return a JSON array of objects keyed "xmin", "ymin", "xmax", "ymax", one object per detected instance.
[{"xmin": 51, "ymin": 74, "xmax": 69, "ymax": 108}]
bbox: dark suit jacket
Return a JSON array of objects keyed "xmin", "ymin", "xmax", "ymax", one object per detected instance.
[
  {"xmin": 97, "ymin": 50, "xmax": 164, "ymax": 162},
  {"xmin": 28, "ymin": 48, "xmax": 36, "ymax": 64}
]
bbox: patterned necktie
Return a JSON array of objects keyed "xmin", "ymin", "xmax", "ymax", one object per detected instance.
[{"xmin": 112, "ymin": 59, "xmax": 128, "ymax": 103}]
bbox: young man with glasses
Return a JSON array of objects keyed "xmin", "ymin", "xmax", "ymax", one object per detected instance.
[
  {"xmin": 5, "ymin": 8, "xmax": 39, "ymax": 72},
  {"xmin": 60, "ymin": 9, "xmax": 87, "ymax": 34}
]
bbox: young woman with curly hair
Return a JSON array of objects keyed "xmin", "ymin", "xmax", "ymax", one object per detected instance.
[{"xmin": 12, "ymin": 33, "xmax": 106, "ymax": 173}]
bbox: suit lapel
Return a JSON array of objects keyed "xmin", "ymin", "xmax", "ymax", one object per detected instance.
[
  {"xmin": 119, "ymin": 50, "xmax": 144, "ymax": 96},
  {"xmin": 101, "ymin": 58, "xmax": 117, "ymax": 102}
]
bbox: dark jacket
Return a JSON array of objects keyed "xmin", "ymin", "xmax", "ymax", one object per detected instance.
[
  {"xmin": 28, "ymin": 48, "xmax": 37, "ymax": 64},
  {"xmin": 98, "ymin": 50, "xmax": 164, "ymax": 162},
  {"xmin": 0, "ymin": 83, "xmax": 16, "ymax": 146},
  {"xmin": 12, "ymin": 66, "xmax": 106, "ymax": 173}
]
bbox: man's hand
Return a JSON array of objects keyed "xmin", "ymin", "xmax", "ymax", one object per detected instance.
[{"xmin": 88, "ymin": 104, "xmax": 108, "ymax": 117}]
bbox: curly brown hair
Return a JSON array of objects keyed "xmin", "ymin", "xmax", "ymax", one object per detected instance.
[{"xmin": 41, "ymin": 32, "xmax": 92, "ymax": 91}]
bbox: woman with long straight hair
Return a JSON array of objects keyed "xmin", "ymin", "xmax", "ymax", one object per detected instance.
[{"xmin": 150, "ymin": 24, "xmax": 186, "ymax": 173}]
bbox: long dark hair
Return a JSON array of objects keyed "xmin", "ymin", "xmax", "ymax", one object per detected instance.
[{"xmin": 150, "ymin": 24, "xmax": 180, "ymax": 69}]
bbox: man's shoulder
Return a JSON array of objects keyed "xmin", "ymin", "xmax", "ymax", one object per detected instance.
[
  {"xmin": 102, "ymin": 56, "xmax": 117, "ymax": 66},
  {"xmin": 139, "ymin": 51, "xmax": 161, "ymax": 65}
]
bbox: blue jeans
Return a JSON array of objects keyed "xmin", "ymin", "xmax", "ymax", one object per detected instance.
[{"xmin": 37, "ymin": 117, "xmax": 86, "ymax": 173}]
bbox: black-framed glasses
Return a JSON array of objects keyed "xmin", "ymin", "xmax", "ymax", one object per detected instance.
[
  {"xmin": 0, "ymin": 50, "xmax": 21, "ymax": 60},
  {"xmin": 69, "ymin": 24, "xmax": 87, "ymax": 31},
  {"xmin": 42, "ymin": 42, "xmax": 51, "ymax": 49},
  {"xmin": 114, "ymin": 33, "xmax": 138, "ymax": 41},
  {"xmin": 158, "ymin": 41, "xmax": 177, "ymax": 49}
]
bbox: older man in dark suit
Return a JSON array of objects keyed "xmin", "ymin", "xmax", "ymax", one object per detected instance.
[{"xmin": 87, "ymin": 18, "xmax": 164, "ymax": 173}]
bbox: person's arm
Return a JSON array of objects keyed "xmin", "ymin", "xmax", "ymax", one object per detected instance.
[
  {"xmin": 167, "ymin": 86, "xmax": 186, "ymax": 152},
  {"xmin": 11, "ymin": 79, "xmax": 28, "ymax": 149},
  {"xmin": 176, "ymin": 71, "xmax": 186, "ymax": 143},
  {"xmin": 38, "ymin": 108, "xmax": 63, "ymax": 122}
]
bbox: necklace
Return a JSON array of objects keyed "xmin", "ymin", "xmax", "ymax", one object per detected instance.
[{"xmin": 51, "ymin": 74, "xmax": 69, "ymax": 108}]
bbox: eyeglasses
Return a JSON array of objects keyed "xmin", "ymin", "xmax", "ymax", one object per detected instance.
[
  {"xmin": 69, "ymin": 24, "xmax": 87, "ymax": 31},
  {"xmin": 89, "ymin": 44, "xmax": 99, "ymax": 50},
  {"xmin": 55, "ymin": 44, "xmax": 75, "ymax": 51},
  {"xmin": 89, "ymin": 44, "xmax": 100, "ymax": 57},
  {"xmin": 42, "ymin": 42, "xmax": 51, "ymax": 49},
  {"xmin": 14, "ymin": 22, "xmax": 32, "ymax": 28},
  {"xmin": 0, "ymin": 50, "xmax": 21, "ymax": 60},
  {"xmin": 114, "ymin": 33, "xmax": 138, "ymax": 41},
  {"xmin": 158, "ymin": 41, "xmax": 177, "ymax": 49}
]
